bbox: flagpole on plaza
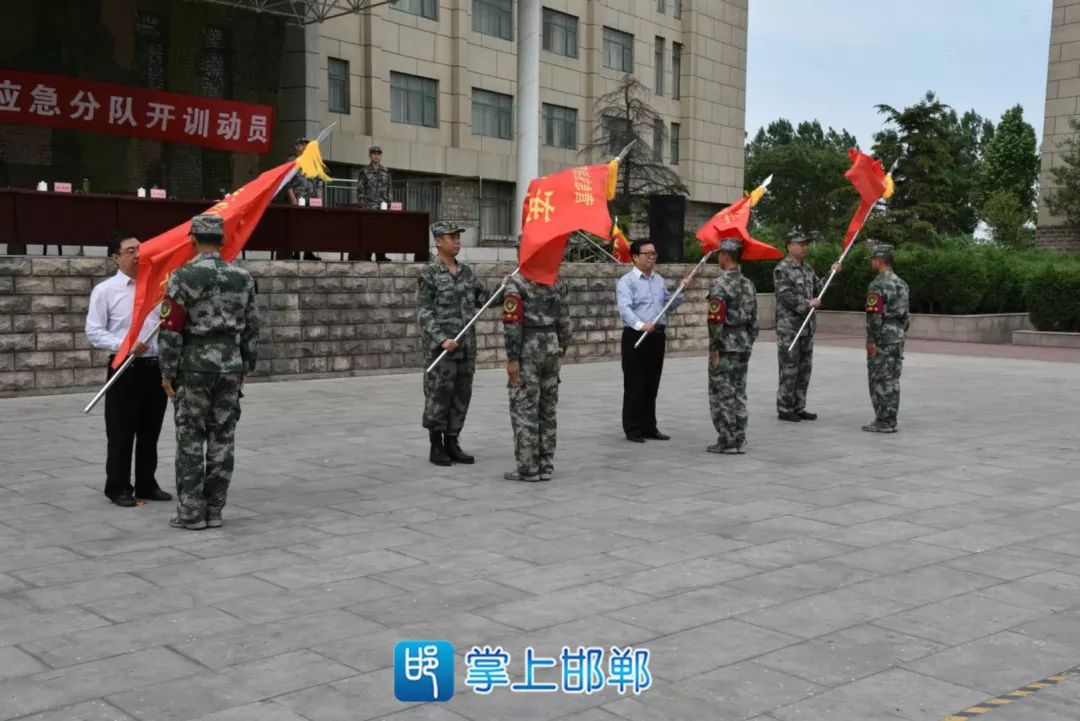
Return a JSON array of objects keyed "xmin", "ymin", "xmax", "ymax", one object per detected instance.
[
  {"xmin": 82, "ymin": 324, "xmax": 161, "ymax": 415},
  {"xmin": 786, "ymin": 157, "xmax": 900, "ymax": 353},
  {"xmin": 634, "ymin": 174, "xmax": 773, "ymax": 349}
]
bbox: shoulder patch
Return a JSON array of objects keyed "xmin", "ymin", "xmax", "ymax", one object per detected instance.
[
  {"xmin": 502, "ymin": 294, "xmax": 523, "ymax": 324},
  {"xmin": 159, "ymin": 296, "xmax": 187, "ymax": 332},
  {"xmin": 866, "ymin": 290, "xmax": 884, "ymax": 315},
  {"xmin": 707, "ymin": 297, "xmax": 727, "ymax": 326}
]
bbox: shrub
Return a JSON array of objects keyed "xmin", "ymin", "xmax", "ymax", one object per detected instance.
[{"xmin": 1025, "ymin": 264, "xmax": 1080, "ymax": 331}]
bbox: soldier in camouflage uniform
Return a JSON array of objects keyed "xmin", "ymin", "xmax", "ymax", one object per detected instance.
[
  {"xmin": 864, "ymin": 244, "xmax": 910, "ymax": 433},
  {"xmin": 159, "ymin": 214, "xmax": 260, "ymax": 530},
  {"xmin": 417, "ymin": 221, "xmax": 491, "ymax": 466},
  {"xmin": 357, "ymin": 145, "xmax": 392, "ymax": 262},
  {"xmin": 706, "ymin": 238, "xmax": 759, "ymax": 454},
  {"xmin": 285, "ymin": 136, "xmax": 322, "ymax": 260},
  {"xmin": 502, "ymin": 273, "xmax": 571, "ymax": 482},
  {"xmin": 773, "ymin": 229, "xmax": 841, "ymax": 422}
]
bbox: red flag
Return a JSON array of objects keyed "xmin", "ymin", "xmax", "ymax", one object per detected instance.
[
  {"xmin": 611, "ymin": 219, "xmax": 632, "ymax": 264},
  {"xmin": 842, "ymin": 149, "xmax": 893, "ymax": 249},
  {"xmin": 112, "ymin": 161, "xmax": 296, "ymax": 367},
  {"xmin": 519, "ymin": 163, "xmax": 615, "ymax": 284},
  {"xmin": 695, "ymin": 195, "xmax": 783, "ymax": 261}
]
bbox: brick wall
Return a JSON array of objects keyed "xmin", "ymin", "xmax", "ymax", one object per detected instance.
[
  {"xmin": 1035, "ymin": 223, "xmax": 1080, "ymax": 252},
  {"xmin": 0, "ymin": 257, "xmax": 747, "ymax": 396}
]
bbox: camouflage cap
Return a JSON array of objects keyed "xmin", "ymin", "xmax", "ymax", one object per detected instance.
[
  {"xmin": 871, "ymin": 243, "xmax": 894, "ymax": 260},
  {"xmin": 431, "ymin": 220, "xmax": 466, "ymax": 237},
  {"xmin": 719, "ymin": 238, "xmax": 743, "ymax": 254},
  {"xmin": 786, "ymin": 228, "xmax": 814, "ymax": 244},
  {"xmin": 191, "ymin": 214, "xmax": 224, "ymax": 238},
  {"xmin": 369, "ymin": 145, "xmax": 382, "ymax": 153},
  {"xmin": 294, "ymin": 136, "xmax": 308, "ymax": 145}
]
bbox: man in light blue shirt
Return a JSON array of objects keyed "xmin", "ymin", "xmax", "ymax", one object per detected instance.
[{"xmin": 616, "ymin": 239, "xmax": 692, "ymax": 442}]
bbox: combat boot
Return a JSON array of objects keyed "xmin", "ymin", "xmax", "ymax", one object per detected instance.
[
  {"xmin": 443, "ymin": 435, "xmax": 475, "ymax": 464},
  {"xmin": 429, "ymin": 431, "xmax": 452, "ymax": 466},
  {"xmin": 206, "ymin": 508, "xmax": 223, "ymax": 528}
]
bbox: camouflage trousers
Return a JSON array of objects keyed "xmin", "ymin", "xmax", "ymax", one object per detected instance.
[
  {"xmin": 508, "ymin": 351, "xmax": 560, "ymax": 476},
  {"xmin": 173, "ymin": 372, "xmax": 242, "ymax": 522},
  {"xmin": 776, "ymin": 335, "xmax": 814, "ymax": 414},
  {"xmin": 868, "ymin": 343, "xmax": 904, "ymax": 427},
  {"xmin": 708, "ymin": 351, "xmax": 750, "ymax": 448},
  {"xmin": 422, "ymin": 349, "xmax": 475, "ymax": 435}
]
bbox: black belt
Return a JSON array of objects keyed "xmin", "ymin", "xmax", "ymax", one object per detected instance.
[
  {"xmin": 108, "ymin": 355, "xmax": 159, "ymax": 367},
  {"xmin": 626, "ymin": 325, "xmax": 665, "ymax": 333},
  {"xmin": 523, "ymin": 325, "xmax": 556, "ymax": 330}
]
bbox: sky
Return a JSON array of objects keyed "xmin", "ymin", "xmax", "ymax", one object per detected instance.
[{"xmin": 745, "ymin": 0, "xmax": 1054, "ymax": 149}]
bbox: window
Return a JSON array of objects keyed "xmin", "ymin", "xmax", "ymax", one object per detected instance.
[
  {"xmin": 328, "ymin": 58, "xmax": 349, "ymax": 113},
  {"xmin": 603, "ymin": 27, "xmax": 634, "ymax": 73},
  {"xmin": 542, "ymin": 8, "xmax": 578, "ymax": 58},
  {"xmin": 472, "ymin": 89, "xmax": 512, "ymax": 139},
  {"xmin": 603, "ymin": 115, "xmax": 631, "ymax": 155},
  {"xmin": 391, "ymin": 0, "xmax": 437, "ymax": 20},
  {"xmin": 653, "ymin": 119, "xmax": 664, "ymax": 162},
  {"xmin": 654, "ymin": 37, "xmax": 664, "ymax": 96},
  {"xmin": 542, "ymin": 103, "xmax": 577, "ymax": 149},
  {"xmin": 134, "ymin": 13, "xmax": 167, "ymax": 91},
  {"xmin": 674, "ymin": 0, "xmax": 682, "ymax": 18},
  {"xmin": 670, "ymin": 122, "xmax": 680, "ymax": 165},
  {"xmin": 657, "ymin": 0, "xmax": 665, "ymax": 11},
  {"xmin": 473, "ymin": 0, "xmax": 512, "ymax": 40},
  {"xmin": 672, "ymin": 42, "xmax": 682, "ymax": 99},
  {"xmin": 199, "ymin": 26, "xmax": 230, "ymax": 98},
  {"xmin": 480, "ymin": 182, "xmax": 514, "ymax": 238},
  {"xmin": 391, "ymin": 72, "xmax": 438, "ymax": 127}
]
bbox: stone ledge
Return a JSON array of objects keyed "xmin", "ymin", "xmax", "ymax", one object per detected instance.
[
  {"xmin": 1012, "ymin": 329, "xmax": 1080, "ymax": 349},
  {"xmin": 816, "ymin": 311, "xmax": 1031, "ymax": 344}
]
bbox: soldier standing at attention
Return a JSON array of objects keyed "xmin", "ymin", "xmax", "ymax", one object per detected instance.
[
  {"xmin": 284, "ymin": 136, "xmax": 322, "ymax": 260},
  {"xmin": 864, "ymin": 244, "xmax": 910, "ymax": 433},
  {"xmin": 502, "ymin": 273, "xmax": 570, "ymax": 482},
  {"xmin": 159, "ymin": 214, "xmax": 260, "ymax": 530},
  {"xmin": 357, "ymin": 145, "xmax": 392, "ymax": 262},
  {"xmin": 706, "ymin": 238, "xmax": 759, "ymax": 455},
  {"xmin": 416, "ymin": 221, "xmax": 489, "ymax": 466},
  {"xmin": 773, "ymin": 228, "xmax": 841, "ymax": 422}
]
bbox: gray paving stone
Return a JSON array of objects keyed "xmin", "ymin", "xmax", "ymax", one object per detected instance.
[
  {"xmin": 79, "ymin": 575, "xmax": 284, "ymax": 623},
  {"xmin": 211, "ymin": 576, "xmax": 407, "ymax": 624},
  {"xmin": 644, "ymin": 619, "xmax": 800, "ymax": 681},
  {"xmin": 849, "ymin": 564, "xmax": 1001, "ymax": 606},
  {"xmin": 0, "ymin": 646, "xmax": 48, "ymax": 681},
  {"xmin": 726, "ymin": 561, "xmax": 879, "ymax": 604},
  {"xmin": 11, "ymin": 700, "xmax": 137, "ymax": 721},
  {"xmin": 874, "ymin": 593, "xmax": 1050, "ymax": 646},
  {"xmin": 477, "ymin": 583, "xmax": 653, "ymax": 632},
  {"xmin": 754, "ymin": 624, "xmax": 946, "ymax": 687},
  {"xmin": 829, "ymin": 540, "xmax": 970, "ymax": 574},
  {"xmin": 975, "ymin": 570, "xmax": 1080, "ymax": 613},
  {"xmin": 721, "ymin": 537, "xmax": 857, "ymax": 570},
  {"xmin": 606, "ymin": 585, "xmax": 777, "ymax": 635},
  {"xmin": 105, "ymin": 650, "xmax": 355, "ymax": 721},
  {"xmin": 137, "ymin": 548, "xmax": 313, "ymax": 588},
  {"xmin": 737, "ymin": 588, "xmax": 910, "ymax": 640},
  {"xmin": 192, "ymin": 702, "xmax": 313, "ymax": 721},
  {"xmin": 605, "ymin": 556, "xmax": 759, "ymax": 597},
  {"xmin": 0, "ymin": 608, "xmax": 111, "ymax": 647}
]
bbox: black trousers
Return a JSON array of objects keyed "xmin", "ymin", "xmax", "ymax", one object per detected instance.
[
  {"xmin": 621, "ymin": 327, "xmax": 666, "ymax": 436},
  {"xmin": 104, "ymin": 358, "xmax": 168, "ymax": 499}
]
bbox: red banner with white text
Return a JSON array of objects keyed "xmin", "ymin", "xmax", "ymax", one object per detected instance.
[{"xmin": 0, "ymin": 70, "xmax": 274, "ymax": 154}]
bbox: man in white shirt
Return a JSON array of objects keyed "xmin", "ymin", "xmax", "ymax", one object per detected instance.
[{"xmin": 85, "ymin": 231, "xmax": 172, "ymax": 507}]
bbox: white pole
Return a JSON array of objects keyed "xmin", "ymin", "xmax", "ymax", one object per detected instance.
[
  {"xmin": 514, "ymin": 0, "xmax": 541, "ymax": 236},
  {"xmin": 633, "ymin": 251, "xmax": 713, "ymax": 349}
]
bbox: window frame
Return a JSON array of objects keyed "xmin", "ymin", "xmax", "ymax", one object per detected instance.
[
  {"xmin": 390, "ymin": 72, "xmax": 439, "ymax": 128},
  {"xmin": 542, "ymin": 103, "xmax": 578, "ymax": 149},
  {"xmin": 473, "ymin": 0, "xmax": 513, "ymax": 41},
  {"xmin": 328, "ymin": 57, "xmax": 350, "ymax": 114},
  {"xmin": 602, "ymin": 27, "xmax": 634, "ymax": 73},
  {"xmin": 654, "ymin": 36, "xmax": 665, "ymax": 96},
  {"xmin": 541, "ymin": 7, "xmax": 579, "ymax": 58},
  {"xmin": 390, "ymin": 0, "xmax": 438, "ymax": 20},
  {"xmin": 472, "ymin": 88, "xmax": 513, "ymax": 140},
  {"xmin": 672, "ymin": 42, "xmax": 683, "ymax": 99},
  {"xmin": 670, "ymin": 122, "xmax": 681, "ymax": 165}
]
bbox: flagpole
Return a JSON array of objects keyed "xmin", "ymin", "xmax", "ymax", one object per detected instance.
[
  {"xmin": 425, "ymin": 268, "xmax": 520, "ymax": 374},
  {"xmin": 633, "ymin": 251, "xmax": 714, "ymax": 349},
  {"xmin": 82, "ymin": 323, "xmax": 162, "ymax": 415},
  {"xmin": 785, "ymin": 157, "xmax": 899, "ymax": 353},
  {"xmin": 573, "ymin": 231, "xmax": 620, "ymax": 264}
]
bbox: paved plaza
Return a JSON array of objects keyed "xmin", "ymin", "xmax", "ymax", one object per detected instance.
[{"xmin": 1, "ymin": 339, "xmax": 1080, "ymax": 721}]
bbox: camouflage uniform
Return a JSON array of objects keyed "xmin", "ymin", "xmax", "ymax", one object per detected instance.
[
  {"xmin": 503, "ymin": 275, "xmax": 571, "ymax": 481},
  {"xmin": 159, "ymin": 215, "xmax": 259, "ymax": 530},
  {"xmin": 707, "ymin": 240, "xmax": 759, "ymax": 453},
  {"xmin": 774, "ymin": 255, "xmax": 824, "ymax": 416},
  {"xmin": 286, "ymin": 165, "xmax": 323, "ymax": 203},
  {"xmin": 865, "ymin": 245, "xmax": 910, "ymax": 432},
  {"xmin": 357, "ymin": 161, "xmax": 392, "ymax": 208},
  {"xmin": 417, "ymin": 222, "xmax": 489, "ymax": 460}
]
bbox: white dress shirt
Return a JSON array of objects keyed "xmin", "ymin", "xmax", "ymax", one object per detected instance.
[
  {"xmin": 85, "ymin": 271, "xmax": 161, "ymax": 356},
  {"xmin": 616, "ymin": 267, "xmax": 684, "ymax": 331}
]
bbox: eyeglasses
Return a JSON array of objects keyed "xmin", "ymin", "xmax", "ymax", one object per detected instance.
[
  {"xmin": 637, "ymin": 252, "xmax": 657, "ymax": 258},
  {"xmin": 115, "ymin": 248, "xmax": 138, "ymax": 256}
]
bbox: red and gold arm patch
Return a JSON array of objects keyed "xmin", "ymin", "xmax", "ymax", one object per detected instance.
[
  {"xmin": 865, "ymin": 291, "xmax": 884, "ymax": 315},
  {"xmin": 707, "ymin": 298, "xmax": 727, "ymax": 325},
  {"xmin": 159, "ymin": 296, "xmax": 187, "ymax": 332},
  {"xmin": 502, "ymin": 294, "xmax": 523, "ymax": 324}
]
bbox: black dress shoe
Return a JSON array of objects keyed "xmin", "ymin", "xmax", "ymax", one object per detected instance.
[
  {"xmin": 111, "ymin": 493, "xmax": 136, "ymax": 507},
  {"xmin": 625, "ymin": 433, "xmax": 646, "ymax": 443},
  {"xmin": 644, "ymin": 430, "xmax": 670, "ymax": 440},
  {"xmin": 797, "ymin": 411, "xmax": 818, "ymax": 421},
  {"xmin": 777, "ymin": 411, "xmax": 802, "ymax": 422},
  {"xmin": 136, "ymin": 489, "xmax": 173, "ymax": 502}
]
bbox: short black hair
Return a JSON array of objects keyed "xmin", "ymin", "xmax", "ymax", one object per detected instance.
[
  {"xmin": 107, "ymin": 230, "xmax": 137, "ymax": 257},
  {"xmin": 192, "ymin": 233, "xmax": 224, "ymax": 246},
  {"xmin": 630, "ymin": 239, "xmax": 655, "ymax": 257}
]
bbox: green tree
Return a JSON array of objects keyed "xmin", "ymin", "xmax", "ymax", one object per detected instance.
[
  {"xmin": 1044, "ymin": 118, "xmax": 1080, "ymax": 240},
  {"xmin": 871, "ymin": 91, "xmax": 993, "ymax": 243},
  {"xmin": 982, "ymin": 189, "xmax": 1034, "ymax": 249},
  {"xmin": 979, "ymin": 104, "xmax": 1039, "ymax": 211},
  {"xmin": 744, "ymin": 119, "xmax": 858, "ymax": 240}
]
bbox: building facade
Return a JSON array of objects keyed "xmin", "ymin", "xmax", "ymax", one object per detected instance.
[
  {"xmin": 282, "ymin": 0, "xmax": 749, "ymax": 243},
  {"xmin": 1038, "ymin": 0, "xmax": 1080, "ymax": 251}
]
